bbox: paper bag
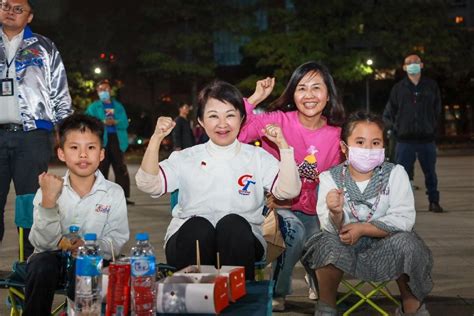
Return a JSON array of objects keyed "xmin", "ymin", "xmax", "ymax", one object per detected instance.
[
  {"xmin": 156, "ymin": 274, "xmax": 229, "ymax": 314},
  {"xmin": 263, "ymin": 208, "xmax": 286, "ymax": 264},
  {"xmin": 176, "ymin": 265, "xmax": 246, "ymax": 302}
]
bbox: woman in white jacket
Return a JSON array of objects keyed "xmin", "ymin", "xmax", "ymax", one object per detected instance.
[{"xmin": 136, "ymin": 80, "xmax": 301, "ymax": 280}]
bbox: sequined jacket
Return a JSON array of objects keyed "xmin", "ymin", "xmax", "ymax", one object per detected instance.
[{"xmin": 0, "ymin": 26, "xmax": 72, "ymax": 131}]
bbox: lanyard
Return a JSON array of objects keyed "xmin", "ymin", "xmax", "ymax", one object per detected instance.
[{"xmin": 5, "ymin": 56, "xmax": 15, "ymax": 78}]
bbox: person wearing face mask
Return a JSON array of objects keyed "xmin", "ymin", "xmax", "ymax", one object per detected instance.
[
  {"xmin": 383, "ymin": 54, "xmax": 443, "ymax": 213},
  {"xmin": 85, "ymin": 79, "xmax": 134, "ymax": 205},
  {"xmin": 302, "ymin": 111, "xmax": 433, "ymax": 316}
]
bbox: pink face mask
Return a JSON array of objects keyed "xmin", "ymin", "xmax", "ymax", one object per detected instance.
[{"xmin": 347, "ymin": 146, "xmax": 385, "ymax": 173}]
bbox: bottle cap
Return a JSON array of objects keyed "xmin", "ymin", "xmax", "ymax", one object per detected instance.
[
  {"xmin": 69, "ymin": 225, "xmax": 80, "ymax": 233},
  {"xmin": 135, "ymin": 232, "xmax": 149, "ymax": 241},
  {"xmin": 84, "ymin": 233, "xmax": 97, "ymax": 241}
]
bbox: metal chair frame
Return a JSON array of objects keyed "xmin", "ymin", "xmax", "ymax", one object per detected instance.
[
  {"xmin": 336, "ymin": 278, "xmax": 400, "ymax": 316},
  {"xmin": 1, "ymin": 227, "xmax": 67, "ymax": 316}
]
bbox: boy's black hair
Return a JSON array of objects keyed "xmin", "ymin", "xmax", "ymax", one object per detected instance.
[
  {"xmin": 57, "ymin": 114, "xmax": 104, "ymax": 148},
  {"xmin": 197, "ymin": 80, "xmax": 246, "ymax": 123},
  {"xmin": 341, "ymin": 111, "xmax": 386, "ymax": 144}
]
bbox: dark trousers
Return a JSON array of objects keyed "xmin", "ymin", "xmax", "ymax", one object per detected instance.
[
  {"xmin": 396, "ymin": 141, "xmax": 439, "ymax": 203},
  {"xmin": 166, "ymin": 214, "xmax": 264, "ymax": 280},
  {"xmin": 24, "ymin": 251, "xmax": 74, "ymax": 316},
  {"xmin": 100, "ymin": 133, "xmax": 130, "ymax": 197},
  {"xmin": 0, "ymin": 129, "xmax": 51, "ymax": 258}
]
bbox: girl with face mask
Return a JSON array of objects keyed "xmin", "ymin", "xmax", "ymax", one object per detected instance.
[{"xmin": 302, "ymin": 111, "xmax": 433, "ymax": 316}]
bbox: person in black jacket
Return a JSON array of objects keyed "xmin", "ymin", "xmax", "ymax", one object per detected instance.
[
  {"xmin": 384, "ymin": 54, "xmax": 443, "ymax": 213},
  {"xmin": 172, "ymin": 103, "xmax": 195, "ymax": 150}
]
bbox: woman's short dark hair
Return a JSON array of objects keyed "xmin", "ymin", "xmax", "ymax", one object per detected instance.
[
  {"xmin": 341, "ymin": 111, "xmax": 386, "ymax": 144},
  {"xmin": 58, "ymin": 114, "xmax": 104, "ymax": 148},
  {"xmin": 268, "ymin": 61, "xmax": 345, "ymax": 126},
  {"xmin": 197, "ymin": 80, "xmax": 246, "ymax": 123}
]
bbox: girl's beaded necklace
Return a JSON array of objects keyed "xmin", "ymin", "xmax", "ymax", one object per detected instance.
[{"xmin": 340, "ymin": 163, "xmax": 384, "ymax": 222}]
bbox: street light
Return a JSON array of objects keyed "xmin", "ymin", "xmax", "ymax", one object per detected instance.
[
  {"xmin": 366, "ymin": 59, "xmax": 373, "ymax": 112},
  {"xmin": 94, "ymin": 67, "xmax": 102, "ymax": 74}
]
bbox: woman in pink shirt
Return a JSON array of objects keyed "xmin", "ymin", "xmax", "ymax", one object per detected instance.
[{"xmin": 239, "ymin": 61, "xmax": 345, "ymax": 311}]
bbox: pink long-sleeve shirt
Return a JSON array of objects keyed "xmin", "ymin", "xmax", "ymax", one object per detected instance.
[{"xmin": 238, "ymin": 99, "xmax": 342, "ymax": 215}]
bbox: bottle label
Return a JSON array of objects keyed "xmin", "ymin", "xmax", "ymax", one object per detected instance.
[
  {"xmin": 76, "ymin": 255, "xmax": 103, "ymax": 276},
  {"xmin": 131, "ymin": 256, "xmax": 156, "ymax": 277}
]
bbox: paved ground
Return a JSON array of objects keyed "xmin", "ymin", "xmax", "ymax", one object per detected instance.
[{"xmin": 1, "ymin": 152, "xmax": 473, "ymax": 315}]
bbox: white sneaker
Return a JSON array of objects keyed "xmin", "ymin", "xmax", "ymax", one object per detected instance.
[
  {"xmin": 314, "ymin": 301, "xmax": 338, "ymax": 316},
  {"xmin": 395, "ymin": 303, "xmax": 430, "ymax": 316},
  {"xmin": 272, "ymin": 297, "xmax": 285, "ymax": 312},
  {"xmin": 305, "ymin": 273, "xmax": 318, "ymax": 300}
]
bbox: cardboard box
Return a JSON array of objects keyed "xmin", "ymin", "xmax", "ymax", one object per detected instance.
[
  {"xmin": 156, "ymin": 274, "xmax": 229, "ymax": 314},
  {"xmin": 175, "ymin": 265, "xmax": 246, "ymax": 302}
]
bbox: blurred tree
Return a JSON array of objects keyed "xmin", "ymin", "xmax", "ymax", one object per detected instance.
[
  {"xmin": 68, "ymin": 72, "xmax": 96, "ymax": 111},
  {"xmin": 238, "ymin": 0, "xmax": 468, "ymax": 106},
  {"xmin": 39, "ymin": 1, "xmax": 144, "ymax": 111},
  {"xmin": 31, "ymin": 0, "xmax": 471, "ymax": 113},
  {"xmin": 238, "ymin": 0, "xmax": 373, "ymax": 96},
  {"xmin": 54, "ymin": 1, "xmax": 142, "ymax": 75},
  {"xmin": 137, "ymin": 0, "xmax": 249, "ymax": 107}
]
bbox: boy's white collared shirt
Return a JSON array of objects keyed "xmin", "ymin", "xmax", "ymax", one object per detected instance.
[{"xmin": 29, "ymin": 170, "xmax": 129, "ymax": 260}]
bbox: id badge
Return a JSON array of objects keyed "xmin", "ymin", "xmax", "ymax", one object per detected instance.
[{"xmin": 0, "ymin": 78, "xmax": 14, "ymax": 96}]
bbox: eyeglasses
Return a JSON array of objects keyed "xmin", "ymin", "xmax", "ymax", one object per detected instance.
[{"xmin": 0, "ymin": 3, "xmax": 30, "ymax": 14}]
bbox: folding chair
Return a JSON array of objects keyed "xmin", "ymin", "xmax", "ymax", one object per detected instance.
[
  {"xmin": 170, "ymin": 189, "xmax": 179, "ymax": 211},
  {"xmin": 0, "ymin": 227, "xmax": 67, "ymax": 316},
  {"xmin": 0, "ymin": 261, "xmax": 27, "ymax": 316},
  {"xmin": 15, "ymin": 193, "xmax": 36, "ymax": 263},
  {"xmin": 336, "ymin": 278, "xmax": 400, "ymax": 316}
]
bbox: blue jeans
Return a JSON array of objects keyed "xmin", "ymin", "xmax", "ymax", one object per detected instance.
[
  {"xmin": 395, "ymin": 142, "xmax": 439, "ymax": 203},
  {"xmin": 271, "ymin": 209, "xmax": 320, "ymax": 297}
]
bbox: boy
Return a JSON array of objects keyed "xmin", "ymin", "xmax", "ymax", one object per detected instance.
[{"xmin": 24, "ymin": 114, "xmax": 129, "ymax": 315}]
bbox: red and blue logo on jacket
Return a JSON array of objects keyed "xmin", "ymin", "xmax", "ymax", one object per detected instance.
[{"xmin": 238, "ymin": 174, "xmax": 256, "ymax": 196}]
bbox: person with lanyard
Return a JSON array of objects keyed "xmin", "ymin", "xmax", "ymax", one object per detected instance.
[
  {"xmin": 303, "ymin": 111, "xmax": 433, "ymax": 316},
  {"xmin": 0, "ymin": 0, "xmax": 73, "ymax": 258},
  {"xmin": 85, "ymin": 79, "xmax": 134, "ymax": 205}
]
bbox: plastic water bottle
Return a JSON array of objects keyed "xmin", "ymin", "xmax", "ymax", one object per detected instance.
[
  {"xmin": 75, "ymin": 233, "xmax": 103, "ymax": 315},
  {"xmin": 62, "ymin": 225, "xmax": 81, "ymax": 293},
  {"xmin": 130, "ymin": 232, "xmax": 156, "ymax": 316},
  {"xmin": 59, "ymin": 225, "xmax": 81, "ymax": 254},
  {"xmin": 63, "ymin": 225, "xmax": 81, "ymax": 260},
  {"xmin": 64, "ymin": 225, "xmax": 81, "ymax": 244}
]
